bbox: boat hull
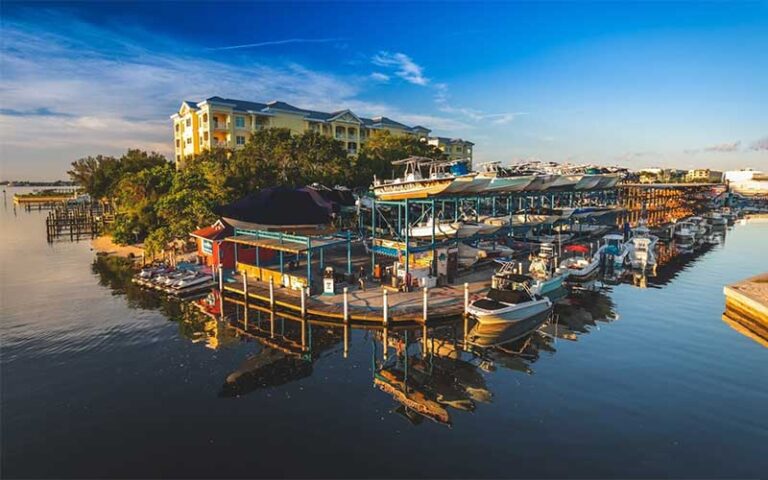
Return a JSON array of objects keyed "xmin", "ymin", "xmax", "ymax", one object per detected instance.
[
  {"xmin": 373, "ymin": 178, "xmax": 454, "ymax": 200},
  {"xmin": 468, "ymin": 298, "xmax": 553, "ymax": 327}
]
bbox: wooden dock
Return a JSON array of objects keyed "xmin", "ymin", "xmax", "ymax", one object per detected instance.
[
  {"xmin": 221, "ymin": 275, "xmax": 483, "ymax": 327},
  {"xmin": 723, "ymin": 274, "xmax": 768, "ymax": 340}
]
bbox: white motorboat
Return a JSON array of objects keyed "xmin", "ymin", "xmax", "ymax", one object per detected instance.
[
  {"xmin": 527, "ymin": 243, "xmax": 569, "ymax": 295},
  {"xmin": 704, "ymin": 212, "xmax": 727, "ymax": 228},
  {"xmin": 525, "ymin": 231, "xmax": 573, "ymax": 243},
  {"xmin": 372, "ymin": 157, "xmax": 455, "ymax": 200},
  {"xmin": 597, "ymin": 233, "xmax": 630, "ymax": 269},
  {"xmin": 627, "ymin": 222, "xmax": 658, "ymax": 270},
  {"xmin": 403, "ymin": 218, "xmax": 482, "ymax": 239},
  {"xmin": 171, "ymin": 272, "xmax": 213, "ymax": 290},
  {"xmin": 524, "ymin": 174, "xmax": 560, "ymax": 192},
  {"xmin": 466, "ymin": 268, "xmax": 553, "ymax": 326},
  {"xmin": 574, "ymin": 175, "xmax": 604, "ymax": 191},
  {"xmin": 476, "ymin": 241, "xmax": 515, "ymax": 258},
  {"xmin": 559, "ymin": 245, "xmax": 600, "ymax": 284},
  {"xmin": 704, "ymin": 233, "xmax": 723, "ymax": 245},
  {"xmin": 474, "ymin": 162, "xmax": 535, "ymax": 193},
  {"xmin": 673, "ymin": 221, "xmax": 697, "ymax": 251},
  {"xmin": 154, "ymin": 271, "xmax": 187, "ymax": 286}
]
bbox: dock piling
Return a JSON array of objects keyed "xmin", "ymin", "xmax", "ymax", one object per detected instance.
[
  {"xmin": 269, "ymin": 277, "xmax": 275, "ymax": 309},
  {"xmin": 300, "ymin": 287, "xmax": 307, "ymax": 318},
  {"xmin": 382, "ymin": 289, "xmax": 389, "ymax": 325},
  {"xmin": 422, "ymin": 287, "xmax": 428, "ymax": 322}
]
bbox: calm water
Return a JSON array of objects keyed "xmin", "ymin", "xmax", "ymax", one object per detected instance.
[{"xmin": 2, "ymin": 187, "xmax": 767, "ymax": 478}]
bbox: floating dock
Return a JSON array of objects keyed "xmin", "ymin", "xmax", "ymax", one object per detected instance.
[{"xmin": 723, "ymin": 273, "xmax": 768, "ymax": 346}]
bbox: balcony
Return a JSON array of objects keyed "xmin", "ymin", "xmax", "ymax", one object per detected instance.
[{"xmin": 213, "ymin": 121, "xmax": 230, "ymax": 131}]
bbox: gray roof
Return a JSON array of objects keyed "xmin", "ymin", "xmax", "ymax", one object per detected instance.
[
  {"xmin": 431, "ymin": 136, "xmax": 474, "ymax": 145},
  {"xmin": 197, "ymin": 96, "xmax": 429, "ymax": 133}
]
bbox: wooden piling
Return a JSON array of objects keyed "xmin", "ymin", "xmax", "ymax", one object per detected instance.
[
  {"xmin": 269, "ymin": 277, "xmax": 275, "ymax": 309},
  {"xmin": 422, "ymin": 287, "xmax": 428, "ymax": 322}
]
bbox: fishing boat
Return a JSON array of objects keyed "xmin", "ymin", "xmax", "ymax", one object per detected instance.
[
  {"xmin": 673, "ymin": 221, "xmax": 697, "ymax": 251},
  {"xmin": 431, "ymin": 160, "xmax": 477, "ymax": 195},
  {"xmin": 523, "ymin": 174, "xmax": 560, "ymax": 192},
  {"xmin": 704, "ymin": 212, "xmax": 727, "ymax": 228},
  {"xmin": 574, "ymin": 174, "xmax": 604, "ymax": 191},
  {"xmin": 466, "ymin": 267, "xmax": 553, "ymax": 326},
  {"xmin": 627, "ymin": 222, "xmax": 659, "ymax": 270},
  {"xmin": 372, "ymin": 157, "xmax": 455, "ymax": 200},
  {"xmin": 403, "ymin": 217, "xmax": 482, "ymax": 239},
  {"xmin": 527, "ymin": 243, "xmax": 569, "ymax": 295},
  {"xmin": 545, "ymin": 174, "xmax": 583, "ymax": 192},
  {"xmin": 597, "ymin": 233, "xmax": 630, "ymax": 268},
  {"xmin": 474, "ymin": 162, "xmax": 535, "ymax": 193},
  {"xmin": 559, "ymin": 245, "xmax": 600, "ymax": 284},
  {"xmin": 704, "ymin": 233, "xmax": 723, "ymax": 245}
]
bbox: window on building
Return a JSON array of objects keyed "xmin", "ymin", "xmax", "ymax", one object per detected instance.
[
  {"xmin": 176, "ymin": 139, "xmax": 180, "ymax": 148},
  {"xmin": 335, "ymin": 127, "xmax": 344, "ymax": 138},
  {"xmin": 202, "ymin": 113, "xmax": 208, "ymax": 122},
  {"xmin": 236, "ymin": 135, "xmax": 246, "ymax": 145},
  {"xmin": 348, "ymin": 142, "xmax": 357, "ymax": 153},
  {"xmin": 203, "ymin": 132, "xmax": 209, "ymax": 141},
  {"xmin": 235, "ymin": 116, "xmax": 245, "ymax": 129},
  {"xmin": 186, "ymin": 118, "xmax": 191, "ymax": 127},
  {"xmin": 175, "ymin": 123, "xmax": 179, "ymax": 131},
  {"xmin": 186, "ymin": 137, "xmax": 192, "ymax": 144},
  {"xmin": 176, "ymin": 155, "xmax": 181, "ymax": 162}
]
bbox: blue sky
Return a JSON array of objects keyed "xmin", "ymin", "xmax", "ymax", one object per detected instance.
[{"xmin": 1, "ymin": 1, "xmax": 767, "ymax": 180}]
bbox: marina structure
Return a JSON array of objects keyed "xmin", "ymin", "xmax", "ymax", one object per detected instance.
[{"xmin": 170, "ymin": 97, "xmax": 473, "ymax": 168}]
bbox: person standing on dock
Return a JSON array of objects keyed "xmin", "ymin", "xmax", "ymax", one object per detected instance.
[{"xmin": 358, "ymin": 265, "xmax": 366, "ymax": 291}]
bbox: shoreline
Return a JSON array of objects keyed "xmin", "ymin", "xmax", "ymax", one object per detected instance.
[{"xmin": 90, "ymin": 235, "xmax": 144, "ymax": 259}]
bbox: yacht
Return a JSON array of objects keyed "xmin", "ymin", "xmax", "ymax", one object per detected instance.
[{"xmin": 466, "ymin": 268, "xmax": 553, "ymax": 326}]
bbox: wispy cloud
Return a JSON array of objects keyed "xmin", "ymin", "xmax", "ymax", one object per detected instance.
[
  {"xmin": 749, "ymin": 136, "xmax": 768, "ymax": 151},
  {"xmin": 0, "ymin": 15, "xmax": 468, "ymax": 178},
  {"xmin": 434, "ymin": 82, "xmax": 526, "ymax": 125},
  {"xmin": 207, "ymin": 38, "xmax": 345, "ymax": 51},
  {"xmin": 371, "ymin": 51, "xmax": 428, "ymax": 86},
  {"xmin": 704, "ymin": 141, "xmax": 741, "ymax": 152},
  {"xmin": 0, "ymin": 107, "xmax": 74, "ymax": 118},
  {"xmin": 684, "ymin": 140, "xmax": 743, "ymax": 154},
  {"xmin": 370, "ymin": 72, "xmax": 390, "ymax": 82}
]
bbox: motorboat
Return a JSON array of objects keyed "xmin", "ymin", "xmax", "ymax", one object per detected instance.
[
  {"xmin": 523, "ymin": 174, "xmax": 560, "ymax": 192},
  {"xmin": 372, "ymin": 157, "xmax": 455, "ymax": 200},
  {"xmin": 527, "ymin": 243, "xmax": 569, "ymax": 295},
  {"xmin": 574, "ymin": 175, "xmax": 603, "ymax": 191},
  {"xmin": 627, "ymin": 222, "xmax": 658, "ymax": 270},
  {"xmin": 466, "ymin": 268, "xmax": 553, "ymax": 326},
  {"xmin": 139, "ymin": 263, "xmax": 170, "ymax": 279},
  {"xmin": 525, "ymin": 231, "xmax": 573, "ymax": 243},
  {"xmin": 171, "ymin": 272, "xmax": 213, "ymax": 290},
  {"xmin": 704, "ymin": 212, "xmax": 727, "ymax": 229},
  {"xmin": 593, "ymin": 174, "xmax": 622, "ymax": 190},
  {"xmin": 475, "ymin": 241, "xmax": 515, "ymax": 258},
  {"xmin": 597, "ymin": 233, "xmax": 630, "ymax": 269},
  {"xmin": 545, "ymin": 174, "xmax": 583, "ymax": 192},
  {"xmin": 673, "ymin": 221, "xmax": 697, "ymax": 251},
  {"xmin": 403, "ymin": 218, "xmax": 482, "ymax": 239},
  {"xmin": 153, "ymin": 271, "xmax": 187, "ymax": 286},
  {"xmin": 559, "ymin": 245, "xmax": 600, "ymax": 284},
  {"xmin": 705, "ymin": 233, "xmax": 723, "ymax": 245},
  {"xmin": 474, "ymin": 162, "xmax": 535, "ymax": 193},
  {"xmin": 431, "ymin": 160, "xmax": 477, "ymax": 195}
]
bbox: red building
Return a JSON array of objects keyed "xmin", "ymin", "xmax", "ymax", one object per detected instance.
[{"xmin": 190, "ymin": 220, "xmax": 275, "ymax": 271}]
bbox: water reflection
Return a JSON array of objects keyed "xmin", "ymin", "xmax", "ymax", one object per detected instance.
[{"xmin": 89, "ymin": 225, "xmax": 735, "ymax": 428}]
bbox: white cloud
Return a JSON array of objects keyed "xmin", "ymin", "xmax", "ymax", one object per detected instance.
[
  {"xmin": 370, "ymin": 72, "xmax": 390, "ymax": 82},
  {"xmin": 371, "ymin": 51, "xmax": 429, "ymax": 86},
  {"xmin": 0, "ymin": 16, "xmax": 466, "ymax": 178}
]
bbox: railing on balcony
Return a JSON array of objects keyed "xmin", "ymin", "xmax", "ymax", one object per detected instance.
[{"xmin": 213, "ymin": 121, "xmax": 230, "ymax": 130}]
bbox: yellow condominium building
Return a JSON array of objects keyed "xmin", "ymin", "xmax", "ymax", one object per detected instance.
[
  {"xmin": 171, "ymin": 96, "xmax": 470, "ymax": 169},
  {"xmin": 427, "ymin": 137, "xmax": 475, "ymax": 165}
]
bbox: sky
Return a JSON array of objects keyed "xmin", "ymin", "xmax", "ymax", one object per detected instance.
[{"xmin": 1, "ymin": 1, "xmax": 767, "ymax": 180}]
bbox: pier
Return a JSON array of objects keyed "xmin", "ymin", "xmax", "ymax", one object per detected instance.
[{"xmin": 44, "ymin": 203, "xmax": 114, "ymax": 242}]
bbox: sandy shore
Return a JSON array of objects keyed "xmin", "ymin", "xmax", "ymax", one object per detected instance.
[{"xmin": 91, "ymin": 235, "xmax": 145, "ymax": 258}]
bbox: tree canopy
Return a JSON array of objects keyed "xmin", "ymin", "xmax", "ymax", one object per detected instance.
[{"xmin": 68, "ymin": 128, "xmax": 438, "ymax": 252}]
